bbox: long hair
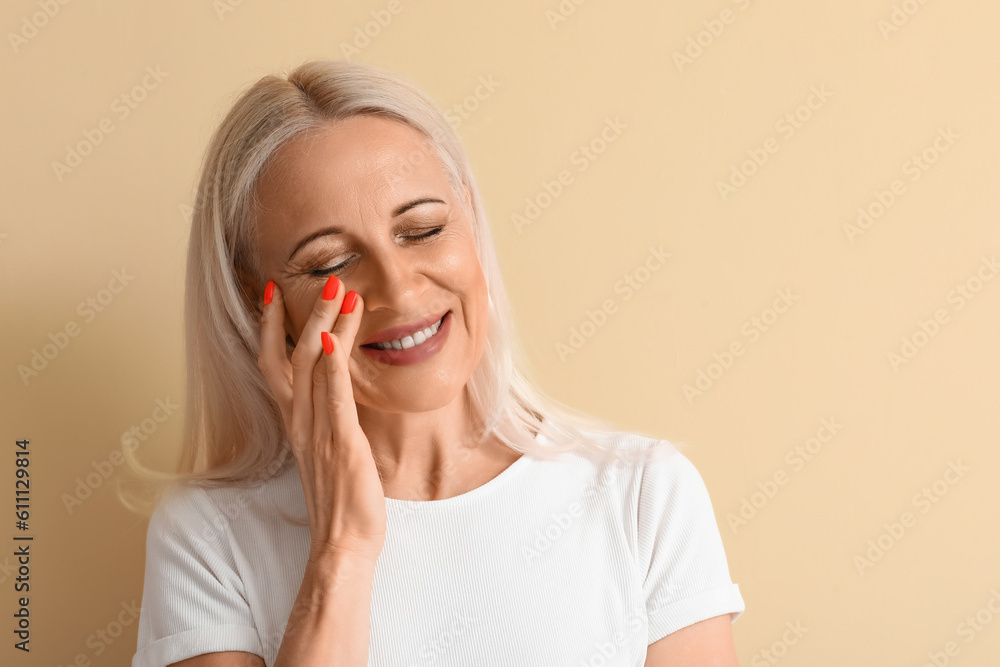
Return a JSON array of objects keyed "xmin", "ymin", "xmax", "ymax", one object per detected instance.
[{"xmin": 120, "ymin": 59, "xmax": 683, "ymax": 514}]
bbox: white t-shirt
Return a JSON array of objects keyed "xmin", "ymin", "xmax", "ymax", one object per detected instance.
[{"xmin": 132, "ymin": 430, "xmax": 744, "ymax": 667}]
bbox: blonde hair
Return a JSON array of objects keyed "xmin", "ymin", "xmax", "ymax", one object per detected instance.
[{"xmin": 120, "ymin": 59, "xmax": 682, "ymax": 515}]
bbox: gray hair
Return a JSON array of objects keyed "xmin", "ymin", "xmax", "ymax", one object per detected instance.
[{"xmin": 120, "ymin": 59, "xmax": 679, "ymax": 514}]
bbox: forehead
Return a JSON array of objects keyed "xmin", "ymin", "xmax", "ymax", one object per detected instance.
[{"xmin": 255, "ymin": 114, "xmax": 448, "ymax": 220}]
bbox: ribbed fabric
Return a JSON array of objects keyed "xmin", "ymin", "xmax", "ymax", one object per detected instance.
[{"xmin": 132, "ymin": 431, "xmax": 744, "ymax": 667}]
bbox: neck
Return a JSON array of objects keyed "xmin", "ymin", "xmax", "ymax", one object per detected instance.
[{"xmin": 356, "ymin": 390, "xmax": 520, "ymax": 501}]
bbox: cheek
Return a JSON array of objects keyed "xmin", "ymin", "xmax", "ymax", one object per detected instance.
[
  {"xmin": 447, "ymin": 246, "xmax": 485, "ymax": 295},
  {"xmin": 458, "ymin": 258, "xmax": 489, "ymax": 339},
  {"xmin": 445, "ymin": 232, "xmax": 482, "ymax": 282},
  {"xmin": 282, "ymin": 296, "xmax": 315, "ymax": 340}
]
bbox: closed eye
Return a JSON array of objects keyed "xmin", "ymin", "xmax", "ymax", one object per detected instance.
[
  {"xmin": 409, "ymin": 227, "xmax": 443, "ymax": 240},
  {"xmin": 308, "ymin": 227, "xmax": 444, "ymax": 277}
]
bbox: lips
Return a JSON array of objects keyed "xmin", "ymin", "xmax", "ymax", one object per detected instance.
[{"xmin": 360, "ymin": 310, "xmax": 450, "ymax": 347}]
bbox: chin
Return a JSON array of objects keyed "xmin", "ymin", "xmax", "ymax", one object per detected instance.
[{"xmin": 372, "ymin": 379, "xmax": 466, "ymax": 413}]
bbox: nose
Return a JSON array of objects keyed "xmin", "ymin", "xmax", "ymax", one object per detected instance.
[{"xmin": 356, "ymin": 242, "xmax": 443, "ymax": 316}]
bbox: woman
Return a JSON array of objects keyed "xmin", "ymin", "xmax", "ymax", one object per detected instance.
[{"xmin": 129, "ymin": 59, "xmax": 745, "ymax": 667}]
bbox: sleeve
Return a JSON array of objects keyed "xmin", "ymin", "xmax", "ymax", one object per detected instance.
[
  {"xmin": 636, "ymin": 448, "xmax": 745, "ymax": 645},
  {"xmin": 131, "ymin": 484, "xmax": 264, "ymax": 667}
]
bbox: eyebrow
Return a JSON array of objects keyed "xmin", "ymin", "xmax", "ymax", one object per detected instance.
[{"xmin": 286, "ymin": 197, "xmax": 447, "ymax": 262}]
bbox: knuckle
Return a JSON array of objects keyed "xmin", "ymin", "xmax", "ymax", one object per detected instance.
[
  {"xmin": 313, "ymin": 297, "xmax": 333, "ymax": 321},
  {"xmin": 289, "ymin": 348, "xmax": 309, "ymax": 370},
  {"xmin": 287, "ymin": 426, "xmax": 305, "ymax": 450}
]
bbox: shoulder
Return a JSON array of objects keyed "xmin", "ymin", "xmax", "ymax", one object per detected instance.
[
  {"xmin": 143, "ymin": 482, "xmax": 233, "ymax": 565},
  {"xmin": 556, "ymin": 429, "xmax": 706, "ymax": 529},
  {"xmin": 602, "ymin": 434, "xmax": 745, "ymax": 639},
  {"xmin": 570, "ymin": 428, "xmax": 692, "ymax": 493},
  {"xmin": 574, "ymin": 427, "xmax": 686, "ymax": 461},
  {"xmin": 614, "ymin": 432, "xmax": 718, "ymax": 539},
  {"xmin": 148, "ymin": 482, "xmax": 218, "ymax": 536},
  {"xmin": 576, "ymin": 430, "xmax": 723, "ymax": 563},
  {"xmin": 145, "ymin": 461, "xmax": 300, "ymax": 555},
  {"xmin": 135, "ymin": 482, "xmax": 273, "ymax": 666},
  {"xmin": 590, "ymin": 429, "xmax": 702, "ymax": 490}
]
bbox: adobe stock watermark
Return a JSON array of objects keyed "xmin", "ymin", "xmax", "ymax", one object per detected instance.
[
  {"xmin": 887, "ymin": 254, "xmax": 998, "ymax": 372},
  {"xmin": 682, "ymin": 288, "xmax": 799, "ymax": 404},
  {"xmin": 62, "ymin": 397, "xmax": 178, "ymax": 514},
  {"xmin": 716, "ymin": 85, "xmax": 833, "ymax": 202},
  {"xmin": 254, "ymin": 547, "xmax": 376, "ymax": 660},
  {"xmin": 878, "ymin": 0, "xmax": 935, "ymax": 40},
  {"xmin": 672, "ymin": 0, "xmax": 755, "ymax": 73},
  {"xmin": 853, "ymin": 459, "xmax": 969, "ymax": 575},
  {"xmin": 339, "ymin": 0, "xmax": 406, "ymax": 60},
  {"xmin": 0, "ymin": 556, "xmax": 15, "ymax": 585},
  {"xmin": 511, "ymin": 116, "xmax": 628, "ymax": 234},
  {"xmin": 648, "ymin": 581, "xmax": 681, "ymax": 612},
  {"xmin": 192, "ymin": 454, "xmax": 291, "ymax": 553},
  {"xmin": 523, "ymin": 453, "xmax": 635, "ymax": 566},
  {"xmin": 444, "ymin": 75, "xmax": 501, "ymax": 130},
  {"xmin": 555, "ymin": 245, "xmax": 670, "ymax": 362},
  {"xmin": 522, "ymin": 501, "xmax": 584, "ymax": 566},
  {"xmin": 916, "ymin": 588, "xmax": 1000, "ymax": 667},
  {"xmin": 388, "ymin": 436, "xmax": 481, "ymax": 522},
  {"xmin": 578, "ymin": 604, "xmax": 647, "ymax": 666},
  {"xmin": 726, "ymin": 417, "xmax": 843, "ymax": 534},
  {"xmin": 54, "ymin": 599, "xmax": 141, "ymax": 666},
  {"xmin": 359, "ymin": 77, "xmax": 500, "ymax": 198},
  {"xmin": 17, "ymin": 267, "xmax": 135, "ymax": 386},
  {"xmin": 544, "ymin": 0, "xmax": 591, "ymax": 30},
  {"xmin": 51, "ymin": 65, "xmax": 168, "ymax": 182},
  {"xmin": 213, "ymin": 0, "xmax": 246, "ymax": 20},
  {"xmin": 545, "ymin": 0, "xmax": 587, "ymax": 32},
  {"xmin": 749, "ymin": 620, "xmax": 808, "ymax": 667},
  {"xmin": 414, "ymin": 612, "xmax": 475, "ymax": 664},
  {"xmin": 7, "ymin": 0, "xmax": 72, "ymax": 55},
  {"xmin": 843, "ymin": 126, "xmax": 959, "ymax": 243},
  {"xmin": 179, "ymin": 182, "xmax": 200, "ymax": 224}
]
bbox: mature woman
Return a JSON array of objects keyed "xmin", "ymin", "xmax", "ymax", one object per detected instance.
[{"xmin": 129, "ymin": 60, "xmax": 745, "ymax": 667}]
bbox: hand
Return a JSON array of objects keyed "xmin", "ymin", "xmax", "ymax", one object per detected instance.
[{"xmin": 258, "ymin": 277, "xmax": 386, "ymax": 564}]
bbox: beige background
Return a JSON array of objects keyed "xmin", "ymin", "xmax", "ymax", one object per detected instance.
[{"xmin": 2, "ymin": 0, "xmax": 999, "ymax": 665}]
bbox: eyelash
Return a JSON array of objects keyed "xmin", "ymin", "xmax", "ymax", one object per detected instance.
[{"xmin": 308, "ymin": 227, "xmax": 444, "ymax": 277}]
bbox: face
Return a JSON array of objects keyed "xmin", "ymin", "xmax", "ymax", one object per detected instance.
[{"xmin": 251, "ymin": 114, "xmax": 490, "ymax": 413}]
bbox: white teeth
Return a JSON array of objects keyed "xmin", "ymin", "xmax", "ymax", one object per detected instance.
[{"xmin": 372, "ymin": 316, "xmax": 444, "ymax": 350}]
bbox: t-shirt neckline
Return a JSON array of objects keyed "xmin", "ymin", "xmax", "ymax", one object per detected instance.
[{"xmin": 384, "ymin": 434, "xmax": 542, "ymax": 512}]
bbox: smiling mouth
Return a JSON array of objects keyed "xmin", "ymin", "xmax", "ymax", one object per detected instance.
[{"xmin": 360, "ymin": 313, "xmax": 449, "ymax": 351}]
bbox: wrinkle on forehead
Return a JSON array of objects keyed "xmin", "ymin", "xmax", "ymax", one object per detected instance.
[
  {"xmin": 253, "ymin": 115, "xmax": 458, "ymax": 259},
  {"xmin": 265, "ymin": 117, "xmax": 445, "ymax": 210}
]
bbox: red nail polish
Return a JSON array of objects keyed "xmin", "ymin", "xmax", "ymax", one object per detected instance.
[
  {"xmin": 322, "ymin": 276, "xmax": 340, "ymax": 300},
  {"xmin": 264, "ymin": 281, "xmax": 274, "ymax": 305},
  {"xmin": 321, "ymin": 331, "xmax": 334, "ymax": 355},
  {"xmin": 341, "ymin": 290, "xmax": 358, "ymax": 314}
]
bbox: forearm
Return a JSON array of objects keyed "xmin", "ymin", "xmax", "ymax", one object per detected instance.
[{"xmin": 273, "ymin": 552, "xmax": 377, "ymax": 666}]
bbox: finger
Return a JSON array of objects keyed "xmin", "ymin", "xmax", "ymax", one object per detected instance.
[
  {"xmin": 289, "ymin": 275, "xmax": 347, "ymax": 449},
  {"xmin": 258, "ymin": 280, "xmax": 293, "ymax": 427},
  {"xmin": 312, "ymin": 291, "xmax": 362, "ymax": 464},
  {"xmin": 331, "ymin": 289, "xmax": 364, "ymax": 353},
  {"xmin": 311, "ymin": 329, "xmax": 332, "ymax": 452},
  {"xmin": 330, "ymin": 290, "xmax": 366, "ymax": 426},
  {"xmin": 321, "ymin": 329, "xmax": 361, "ymax": 445}
]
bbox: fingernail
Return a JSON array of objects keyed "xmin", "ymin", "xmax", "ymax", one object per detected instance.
[
  {"xmin": 341, "ymin": 290, "xmax": 359, "ymax": 314},
  {"xmin": 264, "ymin": 280, "xmax": 274, "ymax": 305},
  {"xmin": 321, "ymin": 331, "xmax": 334, "ymax": 355},
  {"xmin": 322, "ymin": 276, "xmax": 340, "ymax": 300}
]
